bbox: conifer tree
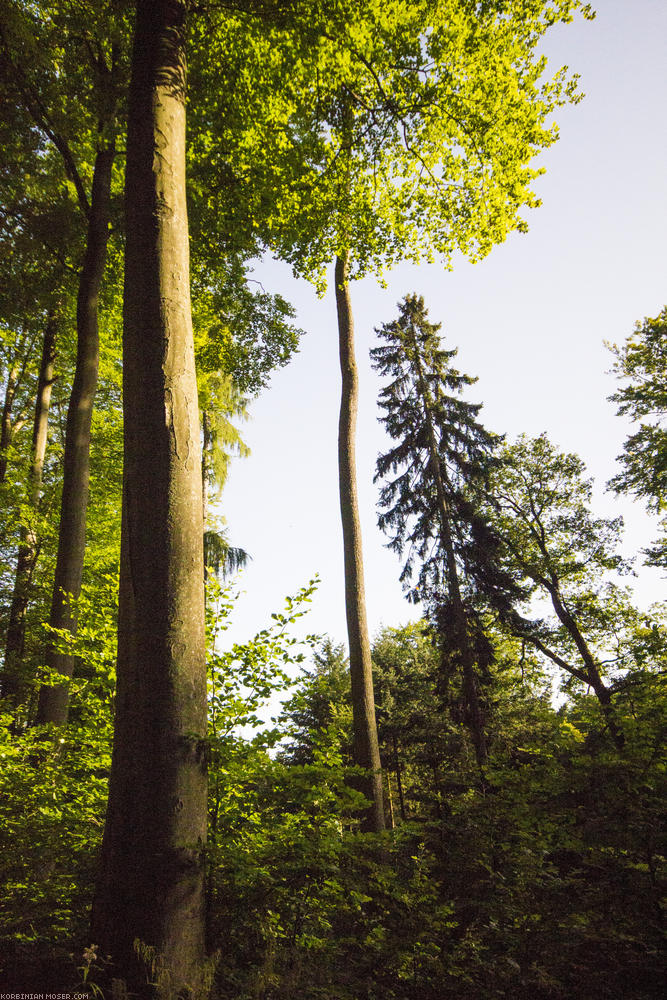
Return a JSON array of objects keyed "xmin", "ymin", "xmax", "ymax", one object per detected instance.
[{"xmin": 372, "ymin": 295, "xmax": 518, "ymax": 764}]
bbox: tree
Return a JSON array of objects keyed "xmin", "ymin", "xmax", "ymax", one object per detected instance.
[
  {"xmin": 0, "ymin": 0, "xmax": 127, "ymax": 725},
  {"xmin": 280, "ymin": 638, "xmax": 352, "ymax": 767},
  {"xmin": 608, "ymin": 306, "xmax": 667, "ymax": 568},
  {"xmin": 198, "ymin": 0, "xmax": 592, "ymax": 827},
  {"xmin": 372, "ymin": 294, "xmax": 517, "ymax": 764},
  {"xmin": 91, "ymin": 2, "xmax": 208, "ymax": 993},
  {"xmin": 193, "ymin": 279, "xmax": 302, "ymax": 581},
  {"xmin": 2, "ymin": 315, "xmax": 57, "ymax": 705},
  {"xmin": 488, "ymin": 434, "xmax": 628, "ymax": 750},
  {"xmin": 0, "ymin": 52, "xmax": 82, "ymax": 708}
]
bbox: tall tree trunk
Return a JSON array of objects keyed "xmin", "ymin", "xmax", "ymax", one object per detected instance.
[
  {"xmin": 35, "ymin": 146, "xmax": 114, "ymax": 725},
  {"xmin": 202, "ymin": 408, "xmax": 211, "ymax": 582},
  {"xmin": 2, "ymin": 314, "xmax": 57, "ymax": 705},
  {"xmin": 393, "ymin": 731, "xmax": 406, "ymax": 821},
  {"xmin": 410, "ymin": 331, "xmax": 488, "ymax": 766},
  {"xmin": 0, "ymin": 359, "xmax": 19, "ymax": 483},
  {"xmin": 335, "ymin": 252, "xmax": 385, "ymax": 833},
  {"xmin": 385, "ymin": 769, "xmax": 396, "ymax": 829},
  {"xmin": 91, "ymin": 2, "xmax": 208, "ymax": 993},
  {"xmin": 202, "ymin": 408, "xmax": 210, "ymax": 527}
]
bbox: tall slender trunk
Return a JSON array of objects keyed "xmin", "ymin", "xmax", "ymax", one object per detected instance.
[
  {"xmin": 385, "ymin": 769, "xmax": 395, "ymax": 829},
  {"xmin": 410, "ymin": 329, "xmax": 487, "ymax": 766},
  {"xmin": 91, "ymin": 2, "xmax": 208, "ymax": 993},
  {"xmin": 393, "ymin": 731, "xmax": 406, "ymax": 821},
  {"xmin": 335, "ymin": 252, "xmax": 385, "ymax": 833},
  {"xmin": 35, "ymin": 147, "xmax": 114, "ymax": 725},
  {"xmin": 0, "ymin": 333, "xmax": 36, "ymax": 483},
  {"xmin": 2, "ymin": 315, "xmax": 57, "ymax": 705},
  {"xmin": 202, "ymin": 409, "xmax": 210, "ymax": 527},
  {"xmin": 202, "ymin": 408, "xmax": 211, "ymax": 582},
  {"xmin": 0, "ymin": 356, "xmax": 21, "ymax": 483}
]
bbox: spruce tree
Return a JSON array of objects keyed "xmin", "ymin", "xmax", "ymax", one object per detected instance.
[{"xmin": 371, "ymin": 295, "xmax": 518, "ymax": 764}]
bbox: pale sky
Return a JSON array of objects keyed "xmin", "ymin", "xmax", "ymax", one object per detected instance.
[{"xmin": 220, "ymin": 0, "xmax": 667, "ymax": 651}]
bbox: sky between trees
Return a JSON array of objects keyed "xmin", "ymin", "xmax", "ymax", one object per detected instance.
[{"xmin": 219, "ymin": 0, "xmax": 667, "ymax": 652}]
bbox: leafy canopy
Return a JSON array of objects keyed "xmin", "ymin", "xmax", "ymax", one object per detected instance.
[{"xmin": 190, "ymin": 0, "xmax": 594, "ymax": 288}]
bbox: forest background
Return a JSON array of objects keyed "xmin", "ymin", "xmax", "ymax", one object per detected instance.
[{"xmin": 0, "ymin": 0, "xmax": 665, "ymax": 997}]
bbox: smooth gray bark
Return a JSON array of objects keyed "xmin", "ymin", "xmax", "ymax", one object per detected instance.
[
  {"xmin": 91, "ymin": 2, "xmax": 208, "ymax": 993},
  {"xmin": 335, "ymin": 251, "xmax": 385, "ymax": 833}
]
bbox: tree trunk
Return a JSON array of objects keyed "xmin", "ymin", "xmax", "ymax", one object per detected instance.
[
  {"xmin": 548, "ymin": 584, "xmax": 625, "ymax": 750},
  {"xmin": 393, "ymin": 732, "xmax": 406, "ymax": 821},
  {"xmin": 2, "ymin": 314, "xmax": 57, "ymax": 706},
  {"xmin": 385, "ymin": 769, "xmax": 395, "ymax": 829},
  {"xmin": 91, "ymin": 2, "xmax": 208, "ymax": 994},
  {"xmin": 35, "ymin": 146, "xmax": 114, "ymax": 725},
  {"xmin": 202, "ymin": 408, "xmax": 210, "ymax": 527},
  {"xmin": 410, "ymin": 330, "xmax": 488, "ymax": 766},
  {"xmin": 335, "ymin": 252, "xmax": 385, "ymax": 833},
  {"xmin": 0, "ymin": 356, "xmax": 20, "ymax": 483}
]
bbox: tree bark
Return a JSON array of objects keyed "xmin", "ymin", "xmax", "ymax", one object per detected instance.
[
  {"xmin": 385, "ymin": 769, "xmax": 395, "ymax": 829},
  {"xmin": 0, "ymin": 333, "xmax": 33, "ymax": 483},
  {"xmin": 202, "ymin": 408, "xmax": 210, "ymax": 527},
  {"xmin": 0, "ymin": 357, "xmax": 20, "ymax": 484},
  {"xmin": 335, "ymin": 252, "xmax": 385, "ymax": 833},
  {"xmin": 393, "ymin": 731, "xmax": 407, "ymax": 821},
  {"xmin": 91, "ymin": 2, "xmax": 208, "ymax": 994},
  {"xmin": 547, "ymin": 583, "xmax": 625, "ymax": 750},
  {"xmin": 2, "ymin": 314, "xmax": 57, "ymax": 706},
  {"xmin": 35, "ymin": 145, "xmax": 114, "ymax": 725}
]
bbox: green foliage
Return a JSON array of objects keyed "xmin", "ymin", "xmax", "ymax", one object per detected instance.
[
  {"xmin": 486, "ymin": 434, "xmax": 641, "ymax": 692},
  {"xmin": 190, "ymin": 1, "xmax": 593, "ymax": 288},
  {"xmin": 193, "ymin": 260, "xmax": 302, "ymax": 399},
  {"xmin": 207, "ymin": 612, "xmax": 665, "ymax": 1000},
  {"xmin": 1, "ymin": 573, "xmax": 664, "ymax": 998},
  {"xmin": 608, "ymin": 306, "xmax": 667, "ymax": 567},
  {"xmin": 279, "ymin": 638, "xmax": 352, "ymax": 766},
  {"xmin": 371, "ymin": 294, "xmax": 510, "ymax": 608}
]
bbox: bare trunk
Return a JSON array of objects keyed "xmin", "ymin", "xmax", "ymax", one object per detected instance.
[
  {"xmin": 393, "ymin": 731, "xmax": 406, "ymax": 821},
  {"xmin": 0, "ymin": 359, "xmax": 20, "ymax": 483},
  {"xmin": 202, "ymin": 409, "xmax": 210, "ymax": 527},
  {"xmin": 2, "ymin": 315, "xmax": 57, "ymax": 705},
  {"xmin": 335, "ymin": 252, "xmax": 385, "ymax": 833},
  {"xmin": 385, "ymin": 769, "xmax": 395, "ymax": 829},
  {"xmin": 91, "ymin": 2, "xmax": 208, "ymax": 994},
  {"xmin": 35, "ymin": 147, "xmax": 114, "ymax": 725}
]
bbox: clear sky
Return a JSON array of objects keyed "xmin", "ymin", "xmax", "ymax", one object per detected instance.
[{"xmin": 219, "ymin": 0, "xmax": 667, "ymax": 650}]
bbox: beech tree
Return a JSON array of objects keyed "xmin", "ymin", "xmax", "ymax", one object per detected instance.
[{"xmin": 91, "ymin": 1, "xmax": 208, "ymax": 993}]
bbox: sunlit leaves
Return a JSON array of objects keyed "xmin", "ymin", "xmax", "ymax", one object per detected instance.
[{"xmin": 189, "ymin": 0, "xmax": 592, "ymax": 289}]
